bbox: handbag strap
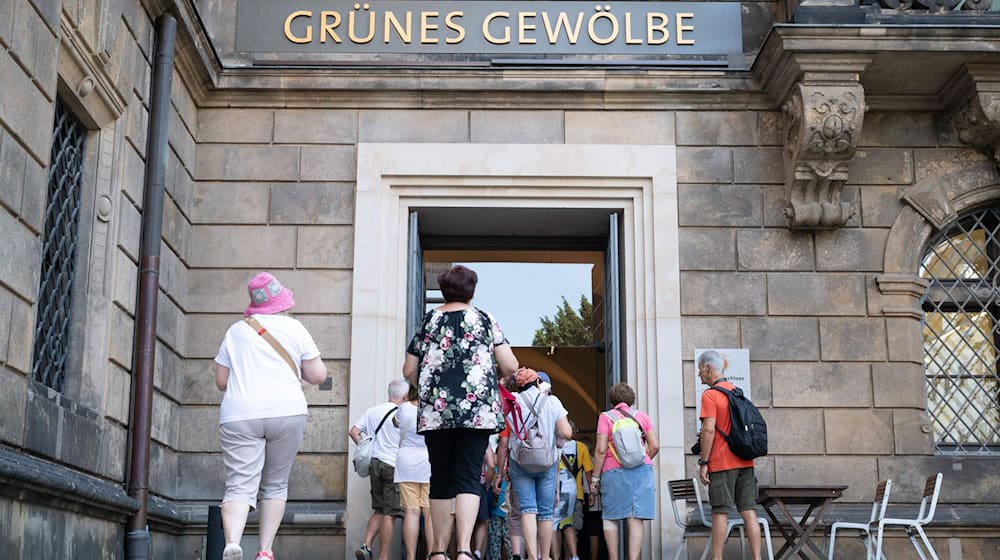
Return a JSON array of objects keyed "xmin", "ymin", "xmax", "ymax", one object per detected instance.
[
  {"xmin": 374, "ymin": 406, "xmax": 398, "ymax": 436},
  {"xmin": 244, "ymin": 317, "xmax": 297, "ymax": 377}
]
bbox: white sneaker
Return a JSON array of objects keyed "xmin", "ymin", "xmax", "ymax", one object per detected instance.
[{"xmin": 223, "ymin": 542, "xmax": 243, "ymax": 560}]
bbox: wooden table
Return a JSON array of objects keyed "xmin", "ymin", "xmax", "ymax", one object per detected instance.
[{"xmin": 757, "ymin": 485, "xmax": 848, "ymax": 560}]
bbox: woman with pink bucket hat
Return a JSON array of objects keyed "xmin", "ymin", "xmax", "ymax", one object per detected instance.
[{"xmin": 214, "ymin": 272, "xmax": 329, "ymax": 560}]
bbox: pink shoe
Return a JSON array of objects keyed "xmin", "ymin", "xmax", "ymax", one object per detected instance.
[{"xmin": 255, "ymin": 552, "xmax": 274, "ymax": 560}]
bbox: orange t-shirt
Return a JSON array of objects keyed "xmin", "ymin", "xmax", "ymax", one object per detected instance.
[{"xmin": 699, "ymin": 381, "xmax": 754, "ymax": 473}]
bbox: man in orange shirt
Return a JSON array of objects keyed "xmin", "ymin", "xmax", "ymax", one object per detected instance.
[{"xmin": 697, "ymin": 350, "xmax": 761, "ymax": 560}]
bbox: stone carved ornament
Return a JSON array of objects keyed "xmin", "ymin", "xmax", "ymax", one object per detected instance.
[
  {"xmin": 874, "ymin": 0, "xmax": 994, "ymax": 10},
  {"xmin": 950, "ymin": 91, "xmax": 1000, "ymax": 164},
  {"xmin": 782, "ymin": 83, "xmax": 866, "ymax": 229}
]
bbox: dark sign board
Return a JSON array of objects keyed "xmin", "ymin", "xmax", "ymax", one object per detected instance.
[{"xmin": 235, "ymin": 1, "xmax": 742, "ymax": 61}]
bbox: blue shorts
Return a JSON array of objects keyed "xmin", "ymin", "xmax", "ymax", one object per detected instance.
[
  {"xmin": 508, "ymin": 460, "xmax": 558, "ymax": 521},
  {"xmin": 600, "ymin": 464, "xmax": 655, "ymax": 521}
]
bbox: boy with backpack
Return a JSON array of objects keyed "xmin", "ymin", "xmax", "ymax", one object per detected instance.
[
  {"xmin": 696, "ymin": 350, "xmax": 765, "ymax": 560},
  {"xmin": 552, "ymin": 420, "xmax": 593, "ymax": 560}
]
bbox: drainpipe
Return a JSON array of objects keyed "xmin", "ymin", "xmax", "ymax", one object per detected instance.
[{"xmin": 125, "ymin": 13, "xmax": 176, "ymax": 560}]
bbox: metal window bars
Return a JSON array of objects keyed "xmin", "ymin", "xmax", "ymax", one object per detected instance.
[
  {"xmin": 920, "ymin": 207, "xmax": 1000, "ymax": 455},
  {"xmin": 30, "ymin": 99, "xmax": 87, "ymax": 393}
]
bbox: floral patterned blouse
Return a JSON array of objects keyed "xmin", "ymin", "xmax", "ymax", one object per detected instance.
[{"xmin": 406, "ymin": 307, "xmax": 508, "ymax": 433}]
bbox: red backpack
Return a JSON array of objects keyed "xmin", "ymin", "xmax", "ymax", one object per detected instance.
[{"xmin": 499, "ymin": 384, "xmax": 526, "ymax": 440}]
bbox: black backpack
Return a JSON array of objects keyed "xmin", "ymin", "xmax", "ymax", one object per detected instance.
[{"xmin": 709, "ymin": 385, "xmax": 768, "ymax": 460}]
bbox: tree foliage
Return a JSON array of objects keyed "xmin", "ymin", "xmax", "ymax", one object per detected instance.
[{"xmin": 532, "ymin": 295, "xmax": 593, "ymax": 347}]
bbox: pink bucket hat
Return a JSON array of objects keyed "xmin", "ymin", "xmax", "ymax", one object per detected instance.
[{"xmin": 244, "ymin": 272, "xmax": 295, "ymax": 316}]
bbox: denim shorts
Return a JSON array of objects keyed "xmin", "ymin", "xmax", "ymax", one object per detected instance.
[
  {"xmin": 508, "ymin": 460, "xmax": 558, "ymax": 521},
  {"xmin": 600, "ymin": 464, "xmax": 655, "ymax": 520}
]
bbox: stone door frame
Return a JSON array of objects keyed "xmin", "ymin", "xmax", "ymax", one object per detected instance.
[{"xmin": 349, "ymin": 143, "xmax": 684, "ymax": 556}]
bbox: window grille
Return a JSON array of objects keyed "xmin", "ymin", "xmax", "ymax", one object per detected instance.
[
  {"xmin": 30, "ymin": 99, "xmax": 87, "ymax": 392},
  {"xmin": 920, "ymin": 207, "xmax": 1000, "ymax": 455}
]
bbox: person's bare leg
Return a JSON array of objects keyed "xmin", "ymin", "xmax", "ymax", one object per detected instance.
[
  {"xmin": 257, "ymin": 498, "xmax": 286, "ymax": 553},
  {"xmin": 564, "ymin": 526, "xmax": 578, "ymax": 559},
  {"xmin": 222, "ymin": 501, "xmax": 251, "ymax": 546},
  {"xmin": 378, "ymin": 514, "xmax": 396, "ymax": 560},
  {"xmin": 710, "ymin": 513, "xmax": 729, "ymax": 560},
  {"xmin": 551, "ymin": 526, "xmax": 562, "ymax": 560},
  {"xmin": 625, "ymin": 518, "xmax": 643, "ymax": 560},
  {"xmin": 454, "ymin": 492, "xmax": 481, "ymax": 554},
  {"xmin": 537, "ymin": 520, "xmax": 554, "ymax": 560},
  {"xmin": 473, "ymin": 518, "xmax": 489, "ymax": 556},
  {"xmin": 588, "ymin": 535, "xmax": 599, "ymax": 560},
  {"xmin": 739, "ymin": 509, "xmax": 763, "ymax": 560},
  {"xmin": 602, "ymin": 520, "xmax": 619, "ymax": 560},
  {"xmin": 364, "ymin": 513, "xmax": 384, "ymax": 549},
  {"xmin": 521, "ymin": 513, "xmax": 539, "ymax": 560},
  {"xmin": 430, "ymin": 498, "xmax": 455, "ymax": 556},
  {"xmin": 422, "ymin": 506, "xmax": 434, "ymax": 559},
  {"xmin": 403, "ymin": 507, "xmax": 420, "ymax": 560}
]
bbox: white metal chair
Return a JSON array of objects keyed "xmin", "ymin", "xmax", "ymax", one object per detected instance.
[
  {"xmin": 872, "ymin": 473, "xmax": 943, "ymax": 560},
  {"xmin": 668, "ymin": 478, "xmax": 775, "ymax": 560},
  {"xmin": 827, "ymin": 479, "xmax": 892, "ymax": 560}
]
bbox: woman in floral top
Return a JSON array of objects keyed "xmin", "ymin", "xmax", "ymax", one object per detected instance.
[{"xmin": 403, "ymin": 265, "xmax": 519, "ymax": 560}]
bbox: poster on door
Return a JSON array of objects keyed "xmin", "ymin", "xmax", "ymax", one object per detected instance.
[{"xmin": 694, "ymin": 348, "xmax": 750, "ymax": 426}]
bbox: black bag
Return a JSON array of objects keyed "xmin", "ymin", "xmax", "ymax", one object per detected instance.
[{"xmin": 709, "ymin": 385, "xmax": 768, "ymax": 460}]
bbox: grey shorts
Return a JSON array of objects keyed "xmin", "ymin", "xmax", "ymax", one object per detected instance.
[
  {"xmin": 219, "ymin": 414, "xmax": 307, "ymax": 508},
  {"xmin": 708, "ymin": 467, "xmax": 758, "ymax": 514}
]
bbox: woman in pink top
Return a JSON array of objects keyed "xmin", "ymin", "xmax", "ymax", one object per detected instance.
[{"xmin": 588, "ymin": 383, "xmax": 659, "ymax": 560}]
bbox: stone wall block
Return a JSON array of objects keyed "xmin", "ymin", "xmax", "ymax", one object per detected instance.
[
  {"xmin": 565, "ymin": 111, "xmax": 675, "ymax": 145},
  {"xmin": 151, "ymin": 391, "xmax": 178, "ymax": 448},
  {"xmin": 168, "ymin": 111, "xmax": 197, "ymax": 173},
  {"xmin": 820, "ymin": 318, "xmax": 887, "ymax": 361},
  {"xmin": 188, "ymin": 268, "xmax": 352, "ymax": 314},
  {"xmin": 160, "ymin": 195, "xmax": 189, "ymax": 259},
  {"xmin": 679, "ymin": 228, "xmax": 736, "ymax": 270},
  {"xmin": 19, "ymin": 157, "xmax": 45, "ymax": 234},
  {"xmin": 0, "ymin": 190, "xmax": 41, "ymax": 303},
  {"xmin": 762, "ymin": 408, "xmax": 825, "ymax": 454},
  {"xmin": 0, "ymin": 48, "xmax": 52, "ymax": 164},
  {"xmin": 118, "ymin": 198, "xmax": 142, "ymax": 261},
  {"xmin": 678, "ymin": 186, "xmax": 762, "ymax": 227},
  {"xmin": 125, "ymin": 96, "xmax": 148, "ymax": 158},
  {"xmin": 179, "ymin": 406, "xmax": 220, "ymax": 452},
  {"xmin": 6, "ymin": 297, "xmax": 34, "ymax": 373},
  {"xmin": 677, "ymin": 148, "xmax": 733, "ymax": 184},
  {"xmin": 0, "ymin": 289, "xmax": 11, "ymax": 362},
  {"xmin": 184, "ymin": 315, "xmax": 241, "ymax": 359},
  {"xmin": 112, "ymin": 250, "xmax": 137, "ymax": 315},
  {"xmin": 0, "ymin": 369, "xmax": 26, "ymax": 446},
  {"xmin": 149, "ymin": 443, "xmax": 178, "ymax": 498},
  {"xmin": 104, "ymin": 365, "xmax": 130, "ymax": 425},
  {"xmin": 298, "ymin": 226, "xmax": 354, "ymax": 269},
  {"xmin": 190, "ymin": 182, "xmax": 269, "ymax": 224},
  {"xmin": 825, "ymin": 409, "xmax": 893, "ymax": 454},
  {"xmin": 0, "ymin": 130, "xmax": 26, "ymax": 214},
  {"xmin": 815, "ymin": 229, "xmax": 889, "ymax": 271},
  {"xmin": 288, "ymin": 454, "xmax": 347, "ymax": 500},
  {"xmin": 177, "ymin": 453, "xmax": 224, "ymax": 499},
  {"xmin": 734, "ymin": 148, "xmax": 784, "ymax": 184},
  {"xmin": 847, "ymin": 149, "xmax": 914, "ymax": 185},
  {"xmin": 170, "ymin": 68, "xmax": 197, "ymax": 131},
  {"xmin": 195, "ymin": 145, "xmax": 299, "ymax": 181},
  {"xmin": 767, "ymin": 273, "xmax": 867, "ymax": 316},
  {"xmin": 913, "ymin": 148, "xmax": 994, "ymax": 184},
  {"xmin": 876, "ymin": 457, "xmax": 1000, "ymax": 503},
  {"xmin": 860, "ymin": 112, "xmax": 938, "ymax": 147},
  {"xmin": 274, "ymin": 109, "xmax": 358, "ymax": 144},
  {"xmin": 471, "ymin": 110, "xmax": 564, "ymax": 143},
  {"xmin": 893, "ymin": 410, "xmax": 934, "ymax": 455},
  {"xmin": 740, "ymin": 318, "xmax": 819, "ymax": 361},
  {"xmin": 680, "ymin": 272, "xmax": 766, "ymax": 315},
  {"xmin": 751, "ymin": 363, "xmax": 772, "ymax": 407},
  {"xmin": 676, "ymin": 111, "xmax": 757, "ymax": 146},
  {"xmin": 886, "ymin": 317, "xmax": 924, "ymax": 363},
  {"xmin": 122, "ymin": 144, "xmax": 145, "ymax": 207},
  {"xmin": 300, "ymin": 146, "xmax": 356, "ymax": 182},
  {"xmin": 860, "ymin": 186, "xmax": 904, "ymax": 228},
  {"xmin": 182, "ymin": 359, "xmax": 222, "ymax": 405},
  {"xmin": 109, "ymin": 306, "xmax": 134, "ymax": 369},
  {"xmin": 197, "ymin": 109, "xmax": 273, "ymax": 143},
  {"xmin": 304, "ymin": 360, "xmax": 350, "ymax": 406},
  {"xmin": 359, "ymin": 110, "xmax": 468, "ymax": 142},
  {"xmin": 155, "ymin": 344, "xmax": 185, "ymax": 402},
  {"xmin": 298, "ymin": 315, "xmax": 352, "ymax": 360},
  {"xmin": 737, "ymin": 230, "xmax": 814, "ymax": 271},
  {"xmin": 772, "ymin": 363, "xmax": 872, "ymax": 407},
  {"xmin": 270, "ymin": 183, "xmax": 355, "ymax": 225},
  {"xmin": 776, "ymin": 456, "xmax": 877, "ymax": 501},
  {"xmin": 155, "ymin": 292, "xmax": 185, "ymax": 352},
  {"xmin": 762, "ymin": 185, "xmax": 787, "ymax": 227},
  {"xmin": 872, "ymin": 363, "xmax": 926, "ymax": 408},
  {"xmin": 187, "ymin": 225, "xmax": 297, "ymax": 268},
  {"xmin": 59, "ymin": 411, "xmax": 103, "ymax": 474},
  {"xmin": 23, "ymin": 390, "xmax": 59, "ymax": 458},
  {"xmin": 680, "ymin": 317, "xmax": 739, "ymax": 361},
  {"xmin": 300, "ymin": 407, "xmax": 348, "ymax": 452}
]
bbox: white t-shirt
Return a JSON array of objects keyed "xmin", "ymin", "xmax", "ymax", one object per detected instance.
[
  {"xmin": 394, "ymin": 401, "xmax": 430, "ymax": 483},
  {"xmin": 509, "ymin": 385, "xmax": 569, "ymax": 465},
  {"xmin": 215, "ymin": 314, "xmax": 321, "ymax": 424},
  {"xmin": 354, "ymin": 402, "xmax": 401, "ymax": 467}
]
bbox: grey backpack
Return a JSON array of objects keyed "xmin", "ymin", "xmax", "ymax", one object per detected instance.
[{"xmin": 511, "ymin": 392, "xmax": 556, "ymax": 473}]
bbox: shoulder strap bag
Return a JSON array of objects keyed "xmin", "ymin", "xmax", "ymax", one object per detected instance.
[{"xmin": 244, "ymin": 316, "xmax": 297, "ymax": 377}]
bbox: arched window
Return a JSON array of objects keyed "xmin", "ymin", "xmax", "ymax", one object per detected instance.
[{"xmin": 920, "ymin": 207, "xmax": 1000, "ymax": 454}]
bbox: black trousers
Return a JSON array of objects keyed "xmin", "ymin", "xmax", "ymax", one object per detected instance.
[{"xmin": 423, "ymin": 428, "xmax": 491, "ymax": 500}]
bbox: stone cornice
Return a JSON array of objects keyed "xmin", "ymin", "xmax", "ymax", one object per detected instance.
[{"xmin": 58, "ymin": 13, "xmax": 128, "ymax": 128}]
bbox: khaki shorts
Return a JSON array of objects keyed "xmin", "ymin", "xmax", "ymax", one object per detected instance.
[
  {"xmin": 399, "ymin": 482, "xmax": 430, "ymax": 509},
  {"xmin": 370, "ymin": 458, "xmax": 403, "ymax": 517},
  {"xmin": 708, "ymin": 467, "xmax": 758, "ymax": 514}
]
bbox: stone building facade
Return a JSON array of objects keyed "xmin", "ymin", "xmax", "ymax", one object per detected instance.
[{"xmin": 1, "ymin": 0, "xmax": 1000, "ymax": 558}]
